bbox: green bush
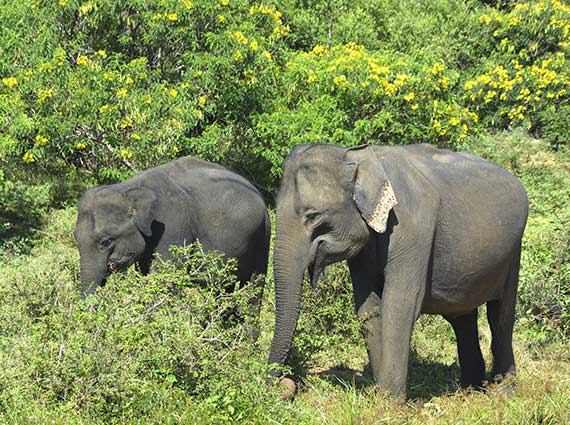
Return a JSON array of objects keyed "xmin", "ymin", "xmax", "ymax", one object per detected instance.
[
  {"xmin": 0, "ymin": 169, "xmax": 50, "ymax": 253},
  {"xmin": 292, "ymin": 263, "xmax": 364, "ymax": 374},
  {"xmin": 0, "ymin": 242, "xmax": 293, "ymax": 423}
]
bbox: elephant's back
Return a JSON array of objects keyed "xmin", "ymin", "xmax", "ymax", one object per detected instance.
[
  {"xmin": 172, "ymin": 163, "xmax": 267, "ymax": 257},
  {"xmin": 129, "ymin": 156, "xmax": 268, "ymax": 259}
]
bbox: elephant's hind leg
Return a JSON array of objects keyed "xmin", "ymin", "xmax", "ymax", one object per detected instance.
[
  {"xmin": 444, "ymin": 310, "xmax": 486, "ymax": 389},
  {"xmin": 486, "ymin": 247, "xmax": 520, "ymax": 382}
]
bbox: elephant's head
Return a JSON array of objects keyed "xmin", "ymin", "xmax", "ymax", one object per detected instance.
[
  {"xmin": 74, "ymin": 185, "xmax": 158, "ymax": 297},
  {"xmin": 268, "ymin": 144, "xmax": 397, "ymax": 369}
]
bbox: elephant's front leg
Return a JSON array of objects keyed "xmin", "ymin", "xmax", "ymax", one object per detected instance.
[
  {"xmin": 376, "ymin": 261, "xmax": 428, "ymax": 397},
  {"xmin": 348, "ymin": 250, "xmax": 383, "ymax": 384}
]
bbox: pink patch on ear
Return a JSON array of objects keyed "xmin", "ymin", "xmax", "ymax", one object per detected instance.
[{"xmin": 365, "ymin": 181, "xmax": 397, "ymax": 233}]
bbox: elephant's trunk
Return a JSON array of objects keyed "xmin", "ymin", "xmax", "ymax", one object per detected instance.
[
  {"xmin": 268, "ymin": 213, "xmax": 310, "ymax": 372},
  {"xmin": 79, "ymin": 255, "xmax": 108, "ymax": 298}
]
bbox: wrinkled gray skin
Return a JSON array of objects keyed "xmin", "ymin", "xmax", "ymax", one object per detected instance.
[
  {"xmin": 268, "ymin": 143, "xmax": 528, "ymax": 398},
  {"xmin": 74, "ymin": 156, "xmax": 270, "ymax": 336}
]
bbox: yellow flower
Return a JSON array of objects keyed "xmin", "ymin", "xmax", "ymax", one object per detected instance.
[
  {"xmin": 120, "ymin": 116, "xmax": 133, "ymax": 128},
  {"xmin": 274, "ymin": 11, "xmax": 283, "ymax": 25},
  {"xmin": 38, "ymin": 89, "xmax": 53, "ymax": 101},
  {"xmin": 199, "ymin": 95, "xmax": 207, "ymax": 105},
  {"xmin": 218, "ymin": 15, "xmax": 225, "ymax": 22},
  {"xmin": 450, "ymin": 117, "xmax": 460, "ymax": 126},
  {"xmin": 120, "ymin": 149, "xmax": 133, "ymax": 160},
  {"xmin": 307, "ymin": 74, "xmax": 316, "ymax": 84},
  {"xmin": 250, "ymin": 40, "xmax": 259, "ymax": 51},
  {"xmin": 233, "ymin": 51, "xmax": 243, "ymax": 61},
  {"xmin": 99, "ymin": 104, "xmax": 110, "ymax": 113},
  {"xmin": 193, "ymin": 108, "xmax": 203, "ymax": 120},
  {"xmin": 35, "ymin": 134, "xmax": 48, "ymax": 145},
  {"xmin": 76, "ymin": 55, "xmax": 89, "ymax": 65},
  {"xmin": 403, "ymin": 92, "xmax": 415, "ymax": 102},
  {"xmin": 312, "ymin": 45, "xmax": 326, "ymax": 55},
  {"xmin": 125, "ymin": 76, "xmax": 134, "ymax": 85},
  {"xmin": 484, "ymin": 90, "xmax": 497, "ymax": 103},
  {"xmin": 410, "ymin": 103, "xmax": 419, "ymax": 110},
  {"xmin": 185, "ymin": 1, "xmax": 193, "ymax": 9},
  {"xmin": 167, "ymin": 13, "xmax": 178, "ymax": 21},
  {"xmin": 169, "ymin": 88, "xmax": 178, "ymax": 97},
  {"xmin": 97, "ymin": 50, "xmax": 107, "ymax": 59},
  {"xmin": 131, "ymin": 133, "xmax": 141, "ymax": 140},
  {"xmin": 232, "ymin": 31, "xmax": 248, "ymax": 45},
  {"xmin": 181, "ymin": 82, "xmax": 190, "ymax": 89},
  {"xmin": 221, "ymin": 0, "xmax": 229, "ymax": 5},
  {"xmin": 384, "ymin": 82, "xmax": 397, "ymax": 96},
  {"xmin": 59, "ymin": 0, "xmax": 68, "ymax": 6},
  {"xmin": 144, "ymin": 96, "xmax": 152, "ymax": 104},
  {"xmin": 173, "ymin": 146, "xmax": 181, "ymax": 153},
  {"xmin": 104, "ymin": 72, "xmax": 114, "ymax": 81},
  {"xmin": 479, "ymin": 15, "xmax": 491, "ymax": 25},
  {"xmin": 2, "ymin": 77, "xmax": 17, "ymax": 88},
  {"xmin": 22, "ymin": 152, "xmax": 35, "ymax": 163},
  {"xmin": 500, "ymin": 37, "xmax": 509, "ymax": 47},
  {"xmin": 194, "ymin": 70, "xmax": 203, "ymax": 77},
  {"xmin": 117, "ymin": 88, "xmax": 128, "ymax": 97},
  {"xmin": 333, "ymin": 75, "xmax": 348, "ymax": 86},
  {"xmin": 431, "ymin": 62, "xmax": 445, "ymax": 75},
  {"xmin": 76, "ymin": 143, "xmax": 86, "ymax": 150},
  {"xmin": 262, "ymin": 51, "xmax": 272, "ymax": 61}
]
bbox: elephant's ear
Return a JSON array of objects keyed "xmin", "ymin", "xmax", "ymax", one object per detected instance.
[
  {"xmin": 346, "ymin": 146, "xmax": 397, "ymax": 234},
  {"xmin": 125, "ymin": 187, "xmax": 158, "ymax": 237}
]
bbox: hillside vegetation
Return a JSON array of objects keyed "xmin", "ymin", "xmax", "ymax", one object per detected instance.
[{"xmin": 1, "ymin": 0, "xmax": 569, "ymax": 423}]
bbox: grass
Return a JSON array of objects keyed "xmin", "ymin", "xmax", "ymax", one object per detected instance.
[{"xmin": 0, "ymin": 130, "xmax": 569, "ymax": 423}]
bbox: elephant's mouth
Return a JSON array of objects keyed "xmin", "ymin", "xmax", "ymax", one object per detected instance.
[
  {"xmin": 108, "ymin": 252, "xmax": 138, "ymax": 273},
  {"xmin": 307, "ymin": 262, "xmax": 319, "ymax": 288},
  {"xmin": 307, "ymin": 237, "xmax": 353, "ymax": 289},
  {"xmin": 307, "ymin": 240, "xmax": 328, "ymax": 289}
]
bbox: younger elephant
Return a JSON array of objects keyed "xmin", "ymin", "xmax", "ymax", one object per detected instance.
[
  {"xmin": 268, "ymin": 143, "xmax": 528, "ymax": 398},
  {"xmin": 74, "ymin": 156, "xmax": 270, "ymax": 333}
]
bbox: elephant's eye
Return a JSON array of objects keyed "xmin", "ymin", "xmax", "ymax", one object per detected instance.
[
  {"xmin": 304, "ymin": 211, "xmax": 320, "ymax": 224},
  {"xmin": 99, "ymin": 237, "xmax": 112, "ymax": 250}
]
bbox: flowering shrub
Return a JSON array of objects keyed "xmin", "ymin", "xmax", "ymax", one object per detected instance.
[
  {"xmin": 0, "ymin": 0, "xmax": 569, "ymax": 191},
  {"xmin": 0, "ymin": 0, "xmax": 288, "ymax": 182},
  {"xmin": 463, "ymin": 1, "xmax": 570, "ymax": 137},
  {"xmin": 253, "ymin": 43, "xmax": 478, "ymax": 180}
]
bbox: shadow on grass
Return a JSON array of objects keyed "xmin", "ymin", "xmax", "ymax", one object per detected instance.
[{"xmin": 309, "ymin": 349, "xmax": 461, "ymax": 400}]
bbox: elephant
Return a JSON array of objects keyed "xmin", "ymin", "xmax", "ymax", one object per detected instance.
[
  {"xmin": 267, "ymin": 143, "xmax": 528, "ymax": 398},
  {"xmin": 74, "ymin": 156, "xmax": 270, "ymax": 336}
]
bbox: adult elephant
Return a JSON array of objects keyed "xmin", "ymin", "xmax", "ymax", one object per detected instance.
[
  {"xmin": 268, "ymin": 143, "xmax": 528, "ymax": 398},
  {"xmin": 74, "ymin": 156, "xmax": 270, "ymax": 336}
]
